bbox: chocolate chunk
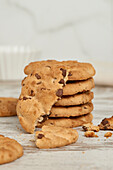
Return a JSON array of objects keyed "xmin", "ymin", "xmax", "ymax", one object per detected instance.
[
  {"xmin": 23, "ymin": 97, "xmax": 28, "ymax": 100},
  {"xmin": 59, "ymin": 79, "xmax": 65, "ymax": 87},
  {"xmin": 82, "ymin": 126, "xmax": 87, "ymax": 131},
  {"xmin": 68, "ymin": 72, "xmax": 72, "ymax": 76},
  {"xmin": 30, "ymin": 90, "xmax": 34, "ymax": 96},
  {"xmin": 60, "ymin": 68, "xmax": 66, "ymax": 77},
  {"xmin": 37, "ymin": 134, "xmax": 44, "ymax": 139},
  {"xmin": 84, "ymin": 106, "xmax": 87, "ymax": 109},
  {"xmin": 42, "ymin": 115, "xmax": 48, "ymax": 122},
  {"xmin": 37, "ymin": 82, "xmax": 41, "ymax": 85},
  {"xmin": 35, "ymin": 73, "xmax": 41, "ymax": 79},
  {"xmin": 23, "ymin": 97, "xmax": 31, "ymax": 100},
  {"xmin": 59, "ymin": 79, "xmax": 65, "ymax": 84},
  {"xmin": 102, "ymin": 118, "xmax": 109, "ymax": 125},
  {"xmin": 56, "ymin": 89, "xmax": 63, "ymax": 97}
]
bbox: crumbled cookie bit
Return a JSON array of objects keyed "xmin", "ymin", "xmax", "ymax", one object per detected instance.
[
  {"xmin": 84, "ymin": 131, "xmax": 98, "ymax": 137},
  {"xmin": 104, "ymin": 132, "xmax": 112, "ymax": 138},
  {"xmin": 82, "ymin": 123, "xmax": 99, "ymax": 132},
  {"xmin": 99, "ymin": 116, "xmax": 113, "ymax": 130}
]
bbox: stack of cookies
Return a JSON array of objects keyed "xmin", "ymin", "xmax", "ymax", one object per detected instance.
[
  {"xmin": 37, "ymin": 74, "xmax": 94, "ymax": 128},
  {"xmin": 17, "ymin": 60, "xmax": 95, "ymax": 133}
]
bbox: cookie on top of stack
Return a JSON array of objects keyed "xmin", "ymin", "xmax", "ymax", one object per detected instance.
[{"xmin": 17, "ymin": 60, "xmax": 95, "ymax": 134}]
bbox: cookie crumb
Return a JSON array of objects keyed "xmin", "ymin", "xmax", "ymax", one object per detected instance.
[
  {"xmin": 82, "ymin": 123, "xmax": 99, "ymax": 132},
  {"xmin": 104, "ymin": 132, "xmax": 112, "ymax": 138},
  {"xmin": 82, "ymin": 151, "xmax": 85, "ymax": 154},
  {"xmin": 99, "ymin": 116, "xmax": 113, "ymax": 130},
  {"xmin": 84, "ymin": 131, "xmax": 98, "ymax": 137}
]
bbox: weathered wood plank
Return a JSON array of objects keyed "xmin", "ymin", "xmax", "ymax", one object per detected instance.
[{"xmin": 0, "ymin": 82, "xmax": 113, "ymax": 169}]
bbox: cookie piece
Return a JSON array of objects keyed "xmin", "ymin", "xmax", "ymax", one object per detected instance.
[
  {"xmin": 63, "ymin": 78, "xmax": 95, "ymax": 96},
  {"xmin": 49, "ymin": 102, "xmax": 93, "ymax": 118},
  {"xmin": 0, "ymin": 135, "xmax": 23, "ymax": 165},
  {"xmin": 84, "ymin": 131, "xmax": 98, "ymax": 137},
  {"xmin": 24, "ymin": 60, "xmax": 96, "ymax": 81},
  {"xmin": 99, "ymin": 116, "xmax": 113, "ymax": 130},
  {"xmin": 0, "ymin": 97, "xmax": 18, "ymax": 117},
  {"xmin": 37, "ymin": 113, "xmax": 93, "ymax": 128},
  {"xmin": 54, "ymin": 91, "xmax": 94, "ymax": 106},
  {"xmin": 17, "ymin": 65, "xmax": 69, "ymax": 133},
  {"xmin": 104, "ymin": 132, "xmax": 112, "ymax": 138},
  {"xmin": 35, "ymin": 125, "xmax": 78, "ymax": 149},
  {"xmin": 82, "ymin": 123, "xmax": 99, "ymax": 132}
]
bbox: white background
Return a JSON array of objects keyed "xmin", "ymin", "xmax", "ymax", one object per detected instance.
[{"xmin": 0, "ymin": 0, "xmax": 112, "ymax": 84}]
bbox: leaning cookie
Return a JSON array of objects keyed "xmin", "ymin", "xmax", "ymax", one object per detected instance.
[
  {"xmin": 35, "ymin": 125, "xmax": 78, "ymax": 149},
  {"xmin": 37, "ymin": 113, "xmax": 93, "ymax": 128},
  {"xmin": 0, "ymin": 135, "xmax": 23, "ymax": 164},
  {"xmin": 0, "ymin": 97, "xmax": 18, "ymax": 117},
  {"xmin": 24, "ymin": 60, "xmax": 96, "ymax": 81}
]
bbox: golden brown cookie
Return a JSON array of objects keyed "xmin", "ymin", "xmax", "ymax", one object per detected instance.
[
  {"xmin": 17, "ymin": 65, "xmax": 69, "ymax": 133},
  {"xmin": 63, "ymin": 78, "xmax": 95, "ymax": 96},
  {"xmin": 0, "ymin": 97, "xmax": 18, "ymax": 117},
  {"xmin": 0, "ymin": 135, "xmax": 23, "ymax": 165},
  {"xmin": 99, "ymin": 116, "xmax": 113, "ymax": 130},
  {"xmin": 37, "ymin": 113, "xmax": 93, "ymax": 128},
  {"xmin": 50, "ymin": 102, "xmax": 93, "ymax": 118},
  {"xmin": 35, "ymin": 125, "xmax": 78, "ymax": 149},
  {"xmin": 54, "ymin": 91, "xmax": 94, "ymax": 106},
  {"xmin": 24, "ymin": 60, "xmax": 96, "ymax": 81}
]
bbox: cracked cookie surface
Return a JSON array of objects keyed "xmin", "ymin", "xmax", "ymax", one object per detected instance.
[
  {"xmin": 35, "ymin": 125, "xmax": 78, "ymax": 149},
  {"xmin": 0, "ymin": 135, "xmax": 23, "ymax": 165}
]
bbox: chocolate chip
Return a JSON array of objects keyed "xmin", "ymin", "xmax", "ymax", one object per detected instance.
[
  {"xmin": 102, "ymin": 119, "xmax": 109, "ymax": 125},
  {"xmin": 68, "ymin": 72, "xmax": 72, "ymax": 76},
  {"xmin": 37, "ymin": 134, "xmax": 44, "ymax": 139},
  {"xmin": 23, "ymin": 97, "xmax": 28, "ymax": 100},
  {"xmin": 56, "ymin": 89, "xmax": 63, "ymax": 97},
  {"xmin": 0, "ymin": 100, "xmax": 1, "ymax": 103},
  {"xmin": 42, "ymin": 115, "xmax": 48, "ymax": 122},
  {"xmin": 30, "ymin": 90, "xmax": 34, "ymax": 96},
  {"xmin": 37, "ymin": 82, "xmax": 41, "ymax": 85},
  {"xmin": 22, "ymin": 84, "xmax": 25, "ymax": 86},
  {"xmin": 60, "ymin": 68, "xmax": 66, "ymax": 77},
  {"xmin": 59, "ymin": 79, "xmax": 65, "ymax": 84},
  {"xmin": 82, "ymin": 126, "xmax": 87, "ymax": 131},
  {"xmin": 59, "ymin": 79, "xmax": 65, "ymax": 87},
  {"xmin": 35, "ymin": 73, "xmax": 41, "ymax": 79},
  {"xmin": 84, "ymin": 106, "xmax": 87, "ymax": 109},
  {"xmin": 23, "ymin": 97, "xmax": 31, "ymax": 100}
]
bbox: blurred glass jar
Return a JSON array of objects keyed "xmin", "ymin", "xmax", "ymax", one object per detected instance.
[{"xmin": 0, "ymin": 46, "xmax": 41, "ymax": 80}]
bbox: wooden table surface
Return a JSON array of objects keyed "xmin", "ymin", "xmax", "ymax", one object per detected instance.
[{"xmin": 0, "ymin": 81, "xmax": 113, "ymax": 170}]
